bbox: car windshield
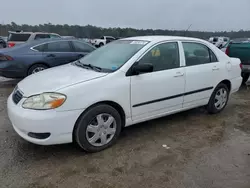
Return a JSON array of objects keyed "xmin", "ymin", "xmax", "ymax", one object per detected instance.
[{"xmin": 78, "ymin": 40, "xmax": 148, "ymax": 72}]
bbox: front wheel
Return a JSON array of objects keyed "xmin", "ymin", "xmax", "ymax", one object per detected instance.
[
  {"xmin": 207, "ymin": 83, "xmax": 229, "ymax": 114},
  {"xmin": 74, "ymin": 104, "xmax": 122, "ymax": 152}
]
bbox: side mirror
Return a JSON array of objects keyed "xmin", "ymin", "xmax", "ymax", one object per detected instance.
[{"xmin": 132, "ymin": 63, "xmax": 153, "ymax": 75}]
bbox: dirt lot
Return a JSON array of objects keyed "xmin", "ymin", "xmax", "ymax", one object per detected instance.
[{"xmin": 0, "ymin": 78, "xmax": 249, "ymax": 188}]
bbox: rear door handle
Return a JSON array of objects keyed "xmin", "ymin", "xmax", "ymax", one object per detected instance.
[
  {"xmin": 174, "ymin": 72, "xmax": 184, "ymax": 77},
  {"xmin": 212, "ymin": 67, "xmax": 219, "ymax": 71}
]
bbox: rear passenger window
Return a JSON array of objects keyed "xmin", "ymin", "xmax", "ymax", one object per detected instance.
[
  {"xmin": 183, "ymin": 42, "xmax": 217, "ymax": 66},
  {"xmin": 50, "ymin": 34, "xmax": 60, "ymax": 38},
  {"xmin": 72, "ymin": 41, "xmax": 95, "ymax": 52},
  {"xmin": 138, "ymin": 42, "xmax": 180, "ymax": 72},
  {"xmin": 44, "ymin": 41, "xmax": 72, "ymax": 52}
]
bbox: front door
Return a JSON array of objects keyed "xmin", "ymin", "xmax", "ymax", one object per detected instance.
[
  {"xmin": 130, "ymin": 42, "xmax": 185, "ymax": 122},
  {"xmin": 181, "ymin": 42, "xmax": 222, "ymax": 108}
]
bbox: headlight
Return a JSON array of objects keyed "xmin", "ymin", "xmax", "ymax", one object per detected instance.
[{"xmin": 22, "ymin": 93, "xmax": 66, "ymax": 110}]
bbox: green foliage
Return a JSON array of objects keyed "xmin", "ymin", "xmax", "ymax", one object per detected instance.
[{"xmin": 0, "ymin": 22, "xmax": 249, "ymax": 39}]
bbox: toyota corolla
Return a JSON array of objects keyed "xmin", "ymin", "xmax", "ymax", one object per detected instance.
[{"xmin": 7, "ymin": 36, "xmax": 242, "ymax": 152}]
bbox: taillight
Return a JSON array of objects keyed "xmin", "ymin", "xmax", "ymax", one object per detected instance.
[
  {"xmin": 240, "ymin": 63, "xmax": 243, "ymax": 69},
  {"xmin": 8, "ymin": 42, "xmax": 15, "ymax": 48},
  {"xmin": 0, "ymin": 55, "xmax": 13, "ymax": 61},
  {"xmin": 225, "ymin": 47, "xmax": 229, "ymax": 55}
]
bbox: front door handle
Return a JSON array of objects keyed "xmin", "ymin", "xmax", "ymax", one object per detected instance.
[{"xmin": 174, "ymin": 72, "xmax": 184, "ymax": 77}]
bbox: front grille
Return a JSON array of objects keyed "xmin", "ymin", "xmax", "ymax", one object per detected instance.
[{"xmin": 12, "ymin": 88, "xmax": 23, "ymax": 104}]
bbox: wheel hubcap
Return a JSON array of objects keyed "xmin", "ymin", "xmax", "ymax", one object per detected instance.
[
  {"xmin": 214, "ymin": 88, "xmax": 228, "ymax": 110},
  {"xmin": 32, "ymin": 67, "xmax": 45, "ymax": 74},
  {"xmin": 86, "ymin": 113, "xmax": 117, "ymax": 147}
]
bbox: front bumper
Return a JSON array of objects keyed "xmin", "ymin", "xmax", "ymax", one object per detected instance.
[
  {"xmin": 0, "ymin": 69, "xmax": 25, "ymax": 78},
  {"xmin": 0, "ymin": 61, "xmax": 26, "ymax": 78},
  {"xmin": 7, "ymin": 93, "xmax": 83, "ymax": 145}
]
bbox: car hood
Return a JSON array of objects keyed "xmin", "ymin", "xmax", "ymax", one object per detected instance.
[{"xmin": 18, "ymin": 63, "xmax": 108, "ymax": 97}]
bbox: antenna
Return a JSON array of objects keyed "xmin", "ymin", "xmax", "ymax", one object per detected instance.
[{"xmin": 184, "ymin": 24, "xmax": 192, "ymax": 36}]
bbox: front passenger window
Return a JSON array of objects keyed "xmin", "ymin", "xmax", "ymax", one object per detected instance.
[{"xmin": 138, "ymin": 42, "xmax": 180, "ymax": 72}]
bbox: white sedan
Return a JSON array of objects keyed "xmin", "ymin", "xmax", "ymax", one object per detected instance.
[{"xmin": 7, "ymin": 36, "xmax": 242, "ymax": 152}]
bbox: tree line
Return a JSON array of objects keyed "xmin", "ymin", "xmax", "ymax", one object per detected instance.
[{"xmin": 0, "ymin": 22, "xmax": 250, "ymax": 39}]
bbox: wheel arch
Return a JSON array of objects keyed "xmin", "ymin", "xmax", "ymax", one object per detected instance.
[
  {"xmin": 219, "ymin": 79, "xmax": 231, "ymax": 92},
  {"xmin": 72, "ymin": 100, "xmax": 126, "ymax": 141},
  {"xmin": 27, "ymin": 62, "xmax": 50, "ymax": 75}
]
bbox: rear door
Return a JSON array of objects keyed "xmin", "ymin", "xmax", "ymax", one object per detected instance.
[
  {"xmin": 71, "ymin": 41, "xmax": 96, "ymax": 59},
  {"xmin": 42, "ymin": 41, "xmax": 77, "ymax": 67},
  {"xmin": 181, "ymin": 41, "xmax": 222, "ymax": 108}
]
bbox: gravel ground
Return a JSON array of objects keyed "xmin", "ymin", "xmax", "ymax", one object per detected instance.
[{"xmin": 0, "ymin": 77, "xmax": 249, "ymax": 188}]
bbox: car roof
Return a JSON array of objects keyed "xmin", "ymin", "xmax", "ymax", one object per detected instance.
[
  {"xmin": 8, "ymin": 31, "xmax": 59, "ymax": 35},
  {"xmin": 120, "ymin": 35, "xmax": 207, "ymax": 43},
  {"xmin": 27, "ymin": 38, "xmax": 86, "ymax": 45}
]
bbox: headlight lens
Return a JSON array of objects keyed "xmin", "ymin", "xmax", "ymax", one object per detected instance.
[{"xmin": 22, "ymin": 93, "xmax": 66, "ymax": 110}]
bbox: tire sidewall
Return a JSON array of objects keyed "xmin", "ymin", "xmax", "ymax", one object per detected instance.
[
  {"xmin": 74, "ymin": 104, "xmax": 122, "ymax": 152},
  {"xmin": 208, "ymin": 83, "xmax": 229, "ymax": 114},
  {"xmin": 28, "ymin": 64, "xmax": 48, "ymax": 76}
]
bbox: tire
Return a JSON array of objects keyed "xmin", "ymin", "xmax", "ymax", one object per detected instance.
[
  {"xmin": 0, "ymin": 42, "xmax": 4, "ymax": 49},
  {"xmin": 207, "ymin": 83, "xmax": 229, "ymax": 114},
  {"xmin": 99, "ymin": 43, "xmax": 104, "ymax": 47},
  {"xmin": 241, "ymin": 73, "xmax": 249, "ymax": 85},
  {"xmin": 74, "ymin": 104, "xmax": 122, "ymax": 152},
  {"xmin": 27, "ymin": 64, "xmax": 48, "ymax": 76}
]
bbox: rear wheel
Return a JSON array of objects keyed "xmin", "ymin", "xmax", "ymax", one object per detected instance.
[
  {"xmin": 99, "ymin": 43, "xmax": 104, "ymax": 47},
  {"xmin": 207, "ymin": 83, "xmax": 229, "ymax": 114},
  {"xmin": 28, "ymin": 64, "xmax": 48, "ymax": 76},
  {"xmin": 241, "ymin": 73, "xmax": 249, "ymax": 85},
  {"xmin": 74, "ymin": 104, "xmax": 122, "ymax": 152}
]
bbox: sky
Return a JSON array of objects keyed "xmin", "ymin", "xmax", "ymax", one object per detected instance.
[{"xmin": 1, "ymin": 0, "xmax": 250, "ymax": 31}]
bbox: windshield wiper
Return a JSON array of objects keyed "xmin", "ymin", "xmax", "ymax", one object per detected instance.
[
  {"xmin": 82, "ymin": 63, "xmax": 102, "ymax": 72},
  {"xmin": 74, "ymin": 61, "xmax": 102, "ymax": 72}
]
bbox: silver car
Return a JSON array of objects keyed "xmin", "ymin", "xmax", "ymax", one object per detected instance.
[{"xmin": 7, "ymin": 31, "xmax": 61, "ymax": 48}]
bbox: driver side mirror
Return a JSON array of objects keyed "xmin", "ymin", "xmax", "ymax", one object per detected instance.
[{"xmin": 132, "ymin": 63, "xmax": 153, "ymax": 75}]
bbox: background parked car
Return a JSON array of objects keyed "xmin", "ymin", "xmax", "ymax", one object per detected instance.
[
  {"xmin": 0, "ymin": 38, "xmax": 96, "ymax": 78},
  {"xmin": 90, "ymin": 36, "xmax": 116, "ymax": 47},
  {"xmin": 7, "ymin": 31, "xmax": 61, "ymax": 48},
  {"xmin": 225, "ymin": 38, "xmax": 250, "ymax": 84},
  {"xmin": 209, "ymin": 36, "xmax": 229, "ymax": 48},
  {"xmin": 0, "ymin": 36, "xmax": 7, "ymax": 48}
]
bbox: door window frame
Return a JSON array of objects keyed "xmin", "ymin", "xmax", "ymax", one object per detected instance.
[
  {"xmin": 180, "ymin": 41, "xmax": 219, "ymax": 67},
  {"xmin": 126, "ymin": 41, "xmax": 183, "ymax": 76}
]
